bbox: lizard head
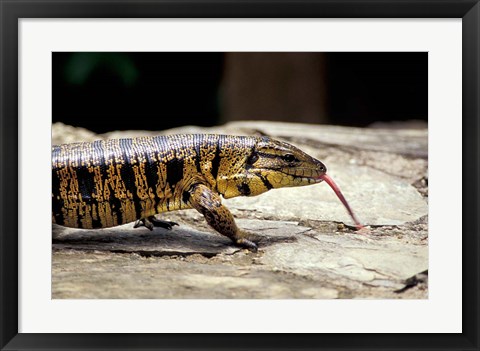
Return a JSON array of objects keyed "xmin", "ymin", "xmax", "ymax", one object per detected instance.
[
  {"xmin": 220, "ymin": 136, "xmax": 327, "ymax": 199},
  {"xmin": 245, "ymin": 136, "xmax": 327, "ymax": 189}
]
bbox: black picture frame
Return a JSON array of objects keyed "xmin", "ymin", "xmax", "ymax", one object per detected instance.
[{"xmin": 1, "ymin": 1, "xmax": 478, "ymax": 350}]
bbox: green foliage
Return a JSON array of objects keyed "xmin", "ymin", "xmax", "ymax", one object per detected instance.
[{"xmin": 65, "ymin": 53, "xmax": 138, "ymax": 86}]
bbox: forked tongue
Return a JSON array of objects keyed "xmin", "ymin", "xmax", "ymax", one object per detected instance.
[{"xmin": 320, "ymin": 174, "xmax": 364, "ymax": 230}]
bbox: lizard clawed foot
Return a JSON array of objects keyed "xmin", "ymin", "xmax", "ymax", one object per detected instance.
[
  {"xmin": 134, "ymin": 216, "xmax": 179, "ymax": 231},
  {"xmin": 149, "ymin": 216, "xmax": 179, "ymax": 230}
]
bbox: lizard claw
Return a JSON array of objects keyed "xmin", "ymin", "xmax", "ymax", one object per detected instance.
[
  {"xmin": 236, "ymin": 238, "xmax": 258, "ymax": 252},
  {"xmin": 134, "ymin": 218, "xmax": 154, "ymax": 231}
]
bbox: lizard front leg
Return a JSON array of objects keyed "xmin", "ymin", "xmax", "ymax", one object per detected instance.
[{"xmin": 188, "ymin": 183, "xmax": 258, "ymax": 251}]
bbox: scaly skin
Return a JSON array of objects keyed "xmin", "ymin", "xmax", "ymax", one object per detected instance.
[{"xmin": 52, "ymin": 134, "xmax": 327, "ymax": 250}]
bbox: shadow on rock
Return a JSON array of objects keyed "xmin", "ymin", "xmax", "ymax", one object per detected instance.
[
  {"xmin": 53, "ymin": 224, "xmax": 236, "ymax": 256},
  {"xmin": 53, "ymin": 223, "xmax": 299, "ymax": 257}
]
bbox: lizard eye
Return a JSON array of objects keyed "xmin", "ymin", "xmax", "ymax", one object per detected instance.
[
  {"xmin": 247, "ymin": 152, "xmax": 259, "ymax": 165},
  {"xmin": 282, "ymin": 154, "xmax": 296, "ymax": 162}
]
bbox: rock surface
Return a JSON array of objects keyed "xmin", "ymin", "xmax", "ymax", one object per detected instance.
[{"xmin": 52, "ymin": 121, "xmax": 428, "ymax": 299}]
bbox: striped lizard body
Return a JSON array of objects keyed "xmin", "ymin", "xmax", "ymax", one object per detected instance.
[{"xmin": 52, "ymin": 134, "xmax": 327, "ymax": 250}]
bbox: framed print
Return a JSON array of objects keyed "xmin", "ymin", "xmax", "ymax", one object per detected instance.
[{"xmin": 1, "ymin": 0, "xmax": 479, "ymax": 350}]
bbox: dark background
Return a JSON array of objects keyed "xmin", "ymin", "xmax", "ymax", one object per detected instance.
[{"xmin": 52, "ymin": 52, "xmax": 427, "ymax": 133}]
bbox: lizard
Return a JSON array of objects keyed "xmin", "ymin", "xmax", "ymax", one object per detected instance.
[{"xmin": 52, "ymin": 134, "xmax": 362, "ymax": 251}]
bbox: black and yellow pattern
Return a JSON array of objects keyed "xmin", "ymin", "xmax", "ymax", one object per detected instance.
[{"xmin": 52, "ymin": 134, "xmax": 327, "ymax": 250}]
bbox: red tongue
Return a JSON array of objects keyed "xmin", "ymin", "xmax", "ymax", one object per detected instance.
[{"xmin": 320, "ymin": 174, "xmax": 364, "ymax": 230}]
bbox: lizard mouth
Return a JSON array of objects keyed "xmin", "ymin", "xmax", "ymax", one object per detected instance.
[
  {"xmin": 317, "ymin": 173, "xmax": 364, "ymax": 230},
  {"xmin": 280, "ymin": 167, "xmax": 326, "ymax": 180}
]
